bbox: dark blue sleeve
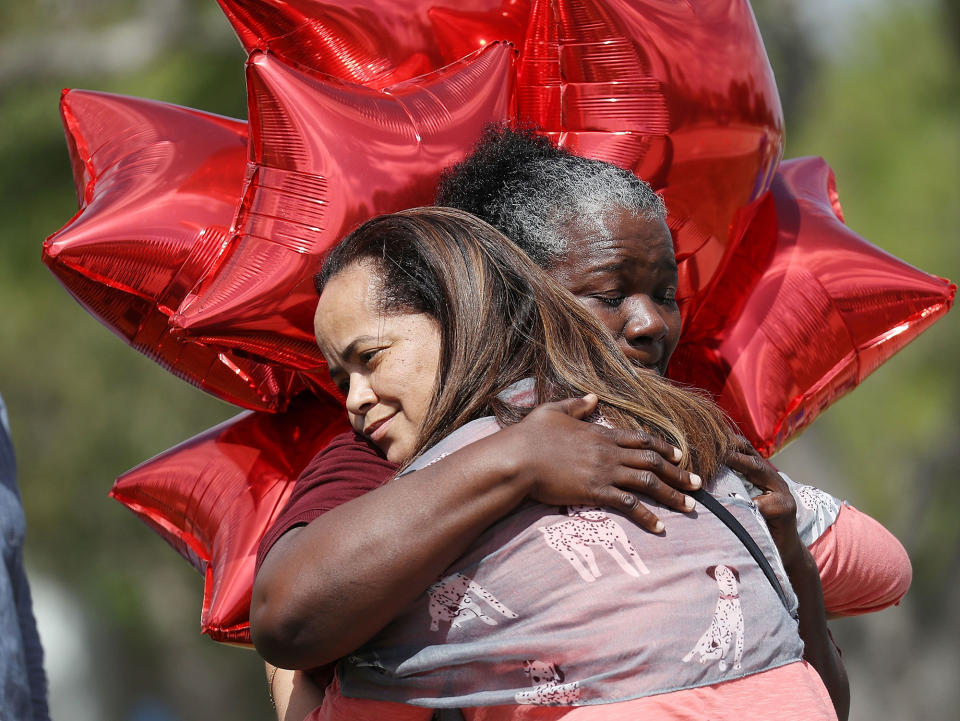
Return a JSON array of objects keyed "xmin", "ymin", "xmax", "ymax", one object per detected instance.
[
  {"xmin": 0, "ymin": 396, "xmax": 50, "ymax": 721},
  {"xmin": 12, "ymin": 554, "xmax": 49, "ymax": 721}
]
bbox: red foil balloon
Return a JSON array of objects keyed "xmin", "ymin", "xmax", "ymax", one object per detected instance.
[
  {"xmin": 43, "ymin": 90, "xmax": 307, "ymax": 412},
  {"xmin": 429, "ymin": 0, "xmax": 532, "ymax": 65},
  {"xmin": 171, "ymin": 43, "xmax": 516, "ymax": 370},
  {"xmin": 670, "ymin": 156, "xmax": 956, "ymax": 456},
  {"xmin": 515, "ymin": 0, "xmax": 783, "ymax": 322},
  {"xmin": 214, "ymin": 0, "xmax": 783, "ymax": 322},
  {"xmin": 214, "ymin": 0, "xmax": 525, "ymax": 87},
  {"xmin": 110, "ymin": 393, "xmax": 350, "ymax": 643}
]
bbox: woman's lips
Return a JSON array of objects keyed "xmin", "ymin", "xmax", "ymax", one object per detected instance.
[
  {"xmin": 364, "ymin": 413, "xmax": 396, "ymax": 444},
  {"xmin": 624, "ymin": 349, "xmax": 665, "ymax": 376}
]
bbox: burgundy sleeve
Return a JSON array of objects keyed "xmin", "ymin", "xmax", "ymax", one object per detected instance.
[{"xmin": 255, "ymin": 430, "xmax": 398, "ymax": 574}]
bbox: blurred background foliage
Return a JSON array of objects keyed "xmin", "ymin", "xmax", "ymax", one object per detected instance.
[{"xmin": 0, "ymin": 0, "xmax": 956, "ymax": 719}]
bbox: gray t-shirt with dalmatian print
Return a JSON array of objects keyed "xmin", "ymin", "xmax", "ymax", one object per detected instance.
[{"xmin": 337, "ymin": 411, "xmax": 842, "ymax": 708}]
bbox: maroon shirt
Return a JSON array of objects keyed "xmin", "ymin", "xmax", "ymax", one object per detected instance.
[
  {"xmin": 254, "ymin": 430, "xmax": 397, "ymax": 689},
  {"xmin": 255, "ymin": 430, "xmax": 398, "ymax": 575}
]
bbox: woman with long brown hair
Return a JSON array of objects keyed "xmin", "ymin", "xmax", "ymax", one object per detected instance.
[
  {"xmin": 264, "ymin": 206, "xmax": 842, "ymax": 720},
  {"xmin": 314, "ymin": 207, "xmax": 733, "ymax": 479}
]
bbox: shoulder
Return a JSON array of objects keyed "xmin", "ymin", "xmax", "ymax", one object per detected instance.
[
  {"xmin": 255, "ymin": 431, "xmax": 398, "ymax": 574},
  {"xmin": 298, "ymin": 430, "xmax": 397, "ymax": 487},
  {"xmin": 811, "ymin": 503, "xmax": 912, "ymax": 615},
  {"xmin": 283, "ymin": 430, "xmax": 397, "ymax": 515}
]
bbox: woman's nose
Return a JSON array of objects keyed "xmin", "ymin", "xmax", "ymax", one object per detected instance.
[
  {"xmin": 622, "ymin": 296, "xmax": 668, "ymax": 346},
  {"xmin": 345, "ymin": 374, "xmax": 377, "ymax": 415}
]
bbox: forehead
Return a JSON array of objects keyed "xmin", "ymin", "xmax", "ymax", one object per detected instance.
[
  {"xmin": 313, "ymin": 261, "xmax": 384, "ymax": 354},
  {"xmin": 561, "ymin": 209, "xmax": 675, "ymax": 274}
]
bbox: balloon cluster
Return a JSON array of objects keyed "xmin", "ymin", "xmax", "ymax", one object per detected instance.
[{"xmin": 44, "ymin": 0, "xmax": 954, "ymax": 643}]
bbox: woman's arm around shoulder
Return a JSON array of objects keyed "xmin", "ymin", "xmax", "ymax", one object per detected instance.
[
  {"xmin": 725, "ymin": 438, "xmax": 849, "ymax": 721},
  {"xmin": 251, "ymin": 394, "xmax": 702, "ymax": 670}
]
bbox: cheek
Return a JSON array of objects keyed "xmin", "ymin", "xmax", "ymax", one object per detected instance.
[
  {"xmin": 576, "ymin": 296, "xmax": 622, "ymax": 335},
  {"xmin": 598, "ymin": 309, "xmax": 624, "ymax": 336},
  {"xmin": 400, "ymin": 354, "xmax": 436, "ymax": 388},
  {"xmin": 665, "ymin": 310, "xmax": 683, "ymax": 347},
  {"xmin": 393, "ymin": 353, "xmax": 438, "ymax": 415},
  {"xmin": 346, "ymin": 409, "xmax": 363, "ymax": 431}
]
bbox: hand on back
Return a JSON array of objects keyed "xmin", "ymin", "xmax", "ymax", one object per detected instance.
[
  {"xmin": 502, "ymin": 393, "xmax": 702, "ymax": 533},
  {"xmin": 724, "ymin": 436, "xmax": 804, "ymax": 567}
]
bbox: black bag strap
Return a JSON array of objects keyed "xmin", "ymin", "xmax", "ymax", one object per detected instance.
[{"xmin": 688, "ymin": 488, "xmax": 790, "ymax": 611}]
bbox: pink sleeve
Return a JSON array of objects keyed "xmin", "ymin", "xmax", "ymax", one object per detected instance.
[
  {"xmin": 307, "ymin": 673, "xmax": 432, "ymax": 721},
  {"xmin": 808, "ymin": 504, "xmax": 912, "ymax": 616}
]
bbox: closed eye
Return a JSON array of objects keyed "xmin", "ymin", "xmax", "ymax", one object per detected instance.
[
  {"xmin": 360, "ymin": 348, "xmax": 383, "ymax": 366},
  {"xmin": 593, "ymin": 294, "xmax": 625, "ymax": 308}
]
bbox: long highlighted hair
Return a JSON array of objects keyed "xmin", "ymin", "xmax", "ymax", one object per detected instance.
[{"xmin": 316, "ymin": 207, "xmax": 733, "ymax": 476}]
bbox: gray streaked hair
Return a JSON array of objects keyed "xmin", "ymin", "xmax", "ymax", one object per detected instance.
[{"xmin": 436, "ymin": 124, "xmax": 666, "ymax": 268}]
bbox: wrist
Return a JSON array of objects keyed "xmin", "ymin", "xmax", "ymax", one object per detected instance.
[
  {"xmin": 783, "ymin": 545, "xmax": 826, "ymax": 604},
  {"xmin": 774, "ymin": 530, "xmax": 808, "ymax": 572},
  {"xmin": 492, "ymin": 423, "xmax": 541, "ymax": 498}
]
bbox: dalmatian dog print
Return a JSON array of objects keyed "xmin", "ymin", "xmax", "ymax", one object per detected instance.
[
  {"xmin": 682, "ymin": 565, "xmax": 744, "ymax": 672},
  {"xmin": 514, "ymin": 660, "xmax": 582, "ymax": 705},
  {"xmin": 427, "ymin": 572, "xmax": 518, "ymax": 631},
  {"xmin": 538, "ymin": 505, "xmax": 650, "ymax": 583},
  {"xmin": 794, "ymin": 483, "xmax": 841, "ymax": 519}
]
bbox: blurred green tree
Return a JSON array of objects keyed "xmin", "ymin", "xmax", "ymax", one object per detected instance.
[{"xmin": 0, "ymin": 1, "xmax": 955, "ymax": 719}]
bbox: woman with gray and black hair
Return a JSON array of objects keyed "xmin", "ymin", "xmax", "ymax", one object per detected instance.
[
  {"xmin": 436, "ymin": 124, "xmax": 679, "ymax": 377},
  {"xmin": 254, "ymin": 127, "xmax": 911, "ymax": 721},
  {"xmin": 262, "ymin": 206, "xmax": 845, "ymax": 720}
]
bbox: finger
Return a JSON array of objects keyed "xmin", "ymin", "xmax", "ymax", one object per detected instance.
[
  {"xmin": 724, "ymin": 450, "xmax": 761, "ymax": 475},
  {"xmin": 753, "ymin": 491, "xmax": 797, "ymax": 525},
  {"xmin": 616, "ymin": 447, "xmax": 702, "ymax": 491},
  {"xmin": 540, "ymin": 393, "xmax": 599, "ymax": 421},
  {"xmin": 725, "ymin": 450, "xmax": 776, "ymax": 485},
  {"xmin": 729, "ymin": 435, "xmax": 758, "ymax": 455},
  {"xmin": 612, "ymin": 464, "xmax": 699, "ymax": 513},
  {"xmin": 728, "ymin": 436, "xmax": 782, "ymax": 473},
  {"xmin": 595, "ymin": 485, "xmax": 665, "ymax": 533},
  {"xmin": 606, "ymin": 427, "xmax": 683, "ymax": 464}
]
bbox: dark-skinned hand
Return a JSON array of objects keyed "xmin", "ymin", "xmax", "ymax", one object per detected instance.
[
  {"xmin": 724, "ymin": 435, "xmax": 805, "ymax": 568},
  {"xmin": 501, "ymin": 393, "xmax": 702, "ymax": 534}
]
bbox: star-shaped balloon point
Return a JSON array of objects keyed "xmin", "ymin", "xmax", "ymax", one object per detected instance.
[
  {"xmin": 110, "ymin": 392, "xmax": 350, "ymax": 642},
  {"xmin": 671, "ymin": 156, "xmax": 955, "ymax": 454},
  {"xmin": 42, "ymin": 0, "xmax": 953, "ymax": 644},
  {"xmin": 43, "ymin": 89, "xmax": 307, "ymax": 411},
  {"xmin": 170, "ymin": 43, "xmax": 516, "ymax": 371}
]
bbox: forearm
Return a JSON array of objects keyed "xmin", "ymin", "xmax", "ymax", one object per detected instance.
[
  {"xmin": 784, "ymin": 546, "xmax": 849, "ymax": 721},
  {"xmin": 266, "ymin": 663, "xmax": 326, "ymax": 721},
  {"xmin": 251, "ymin": 430, "xmax": 529, "ymax": 669}
]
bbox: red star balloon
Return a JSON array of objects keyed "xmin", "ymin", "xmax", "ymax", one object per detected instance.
[
  {"xmin": 212, "ymin": 0, "xmax": 784, "ymax": 322},
  {"xmin": 214, "ymin": 0, "xmax": 519, "ymax": 86},
  {"xmin": 110, "ymin": 392, "xmax": 350, "ymax": 643},
  {"xmin": 670, "ymin": 156, "xmax": 956, "ymax": 456},
  {"xmin": 43, "ymin": 89, "xmax": 307, "ymax": 412},
  {"xmin": 171, "ymin": 42, "xmax": 516, "ymax": 370},
  {"xmin": 514, "ymin": 0, "xmax": 783, "ymax": 322},
  {"xmin": 428, "ymin": 0, "xmax": 531, "ymax": 65}
]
